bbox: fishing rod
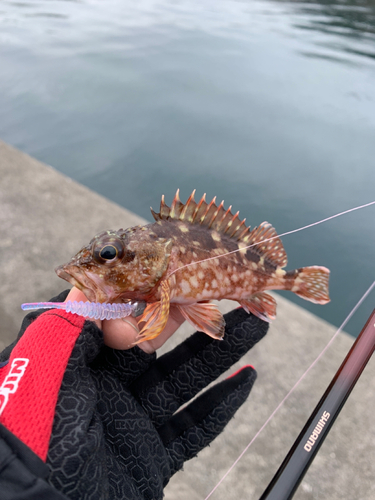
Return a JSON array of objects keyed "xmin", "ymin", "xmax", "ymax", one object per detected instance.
[{"xmin": 259, "ymin": 307, "xmax": 375, "ymax": 500}]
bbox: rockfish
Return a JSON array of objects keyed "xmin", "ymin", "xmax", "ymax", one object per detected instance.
[{"xmin": 55, "ymin": 190, "xmax": 330, "ymax": 341}]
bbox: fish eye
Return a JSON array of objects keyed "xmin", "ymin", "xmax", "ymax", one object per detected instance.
[
  {"xmin": 93, "ymin": 235, "xmax": 125, "ymax": 265},
  {"xmin": 99, "ymin": 245, "xmax": 118, "ymax": 260}
]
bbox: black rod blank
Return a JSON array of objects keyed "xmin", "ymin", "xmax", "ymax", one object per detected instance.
[{"xmin": 259, "ymin": 309, "xmax": 375, "ymax": 500}]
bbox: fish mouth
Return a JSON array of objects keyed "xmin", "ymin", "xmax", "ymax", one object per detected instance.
[{"xmin": 55, "ymin": 263, "xmax": 106, "ymax": 302}]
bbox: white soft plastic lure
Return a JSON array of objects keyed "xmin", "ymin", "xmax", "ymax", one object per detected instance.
[{"xmin": 21, "ymin": 300, "xmax": 146, "ymax": 320}]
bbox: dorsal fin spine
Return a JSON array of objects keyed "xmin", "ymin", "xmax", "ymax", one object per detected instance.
[
  {"xmin": 200, "ymin": 196, "xmax": 216, "ymax": 223},
  {"xmin": 216, "ymin": 205, "xmax": 233, "ymax": 232},
  {"xmin": 150, "ymin": 207, "xmax": 160, "ymax": 221},
  {"xmin": 232, "ymin": 218, "xmax": 248, "ymax": 239},
  {"xmin": 160, "ymin": 194, "xmax": 170, "ymax": 219},
  {"xmin": 209, "ymin": 200, "xmax": 225, "ymax": 229},
  {"xmin": 191, "ymin": 193, "xmax": 206, "ymax": 222},
  {"xmin": 180, "ymin": 189, "xmax": 196, "ymax": 220},
  {"xmin": 170, "ymin": 189, "xmax": 180, "ymax": 214},
  {"xmin": 225, "ymin": 211, "xmax": 239, "ymax": 236},
  {"xmin": 219, "ymin": 205, "xmax": 232, "ymax": 225}
]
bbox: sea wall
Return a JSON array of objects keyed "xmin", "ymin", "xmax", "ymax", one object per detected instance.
[{"xmin": 0, "ymin": 140, "xmax": 374, "ymax": 499}]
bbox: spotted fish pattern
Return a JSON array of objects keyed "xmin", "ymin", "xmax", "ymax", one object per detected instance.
[{"xmin": 55, "ymin": 190, "xmax": 330, "ymax": 342}]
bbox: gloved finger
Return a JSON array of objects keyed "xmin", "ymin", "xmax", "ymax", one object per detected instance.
[
  {"xmin": 129, "ymin": 309, "xmax": 268, "ymax": 427},
  {"xmin": 90, "ymin": 344, "xmax": 156, "ymax": 385},
  {"xmin": 158, "ymin": 365, "xmax": 257, "ymax": 476}
]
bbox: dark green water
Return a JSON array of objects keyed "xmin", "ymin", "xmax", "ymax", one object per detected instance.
[{"xmin": 0, "ymin": 0, "xmax": 374, "ymax": 335}]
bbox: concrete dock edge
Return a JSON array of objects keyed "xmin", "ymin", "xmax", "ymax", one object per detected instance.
[{"xmin": 0, "ymin": 140, "xmax": 374, "ymax": 499}]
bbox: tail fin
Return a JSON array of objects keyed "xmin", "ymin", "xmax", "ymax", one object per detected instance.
[{"xmin": 292, "ymin": 266, "xmax": 330, "ymax": 304}]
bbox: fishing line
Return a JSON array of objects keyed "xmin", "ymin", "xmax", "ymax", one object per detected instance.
[
  {"xmin": 167, "ymin": 200, "xmax": 375, "ymax": 278},
  {"xmin": 204, "ymin": 279, "xmax": 375, "ymax": 500}
]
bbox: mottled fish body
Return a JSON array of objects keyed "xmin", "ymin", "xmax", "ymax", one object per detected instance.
[{"xmin": 55, "ymin": 190, "xmax": 330, "ymax": 341}]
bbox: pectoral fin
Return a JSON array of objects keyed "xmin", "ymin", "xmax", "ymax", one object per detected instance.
[
  {"xmin": 136, "ymin": 281, "xmax": 170, "ymax": 343},
  {"xmin": 240, "ymin": 292, "xmax": 276, "ymax": 322},
  {"xmin": 177, "ymin": 302, "xmax": 225, "ymax": 340}
]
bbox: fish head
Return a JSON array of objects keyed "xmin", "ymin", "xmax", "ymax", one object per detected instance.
[{"xmin": 55, "ymin": 228, "xmax": 173, "ymax": 302}]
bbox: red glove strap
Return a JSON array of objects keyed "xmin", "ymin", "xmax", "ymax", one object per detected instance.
[{"xmin": 0, "ymin": 310, "xmax": 85, "ymax": 461}]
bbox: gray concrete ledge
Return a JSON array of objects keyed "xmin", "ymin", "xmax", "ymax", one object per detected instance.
[{"xmin": 0, "ymin": 140, "xmax": 374, "ymax": 499}]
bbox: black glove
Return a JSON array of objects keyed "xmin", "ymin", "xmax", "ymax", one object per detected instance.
[{"xmin": 0, "ymin": 291, "xmax": 268, "ymax": 500}]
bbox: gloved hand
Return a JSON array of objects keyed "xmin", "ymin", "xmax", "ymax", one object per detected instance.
[{"xmin": 0, "ymin": 290, "xmax": 268, "ymax": 500}]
